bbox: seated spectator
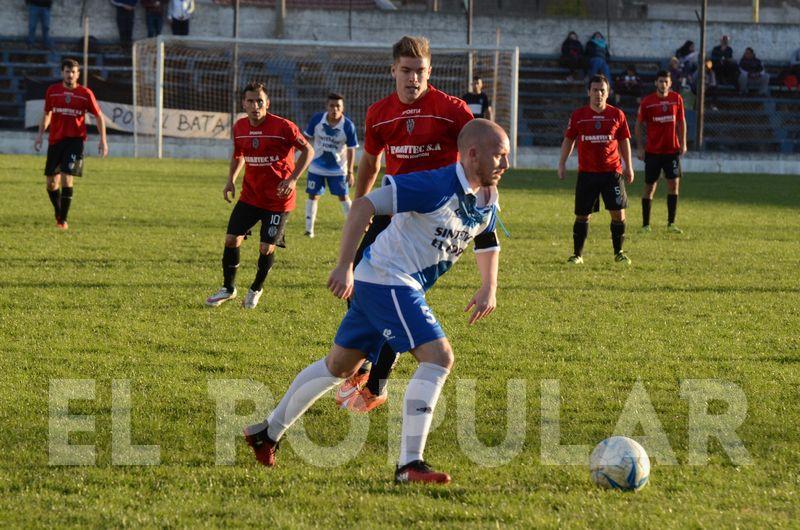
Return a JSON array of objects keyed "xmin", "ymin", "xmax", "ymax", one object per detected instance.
[
  {"xmin": 711, "ymin": 35, "xmax": 738, "ymax": 85},
  {"xmin": 142, "ymin": 0, "xmax": 165, "ymax": 38},
  {"xmin": 111, "ymin": 0, "xmax": 137, "ymax": 49},
  {"xmin": 675, "ymin": 40, "xmax": 698, "ymax": 76},
  {"xmin": 738, "ymin": 47, "xmax": 770, "ymax": 96},
  {"xmin": 26, "ymin": 0, "xmax": 53, "ymax": 50},
  {"xmin": 668, "ymin": 56, "xmax": 685, "ymax": 88},
  {"xmin": 614, "ymin": 64, "xmax": 642, "ymax": 103},
  {"xmin": 585, "ymin": 31, "xmax": 611, "ymax": 81},
  {"xmin": 778, "ymin": 46, "xmax": 800, "ymax": 91},
  {"xmin": 168, "ymin": 0, "xmax": 195, "ymax": 36},
  {"xmin": 559, "ymin": 31, "xmax": 586, "ymax": 81}
]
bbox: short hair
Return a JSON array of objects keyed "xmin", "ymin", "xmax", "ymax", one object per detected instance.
[
  {"xmin": 61, "ymin": 58, "xmax": 80, "ymax": 70},
  {"xmin": 241, "ymin": 81, "xmax": 268, "ymax": 99},
  {"xmin": 327, "ymin": 92, "xmax": 344, "ymax": 102},
  {"xmin": 588, "ymin": 74, "xmax": 609, "ymax": 89},
  {"xmin": 473, "ymin": 77, "xmax": 482, "ymax": 83},
  {"xmin": 392, "ymin": 36, "xmax": 431, "ymax": 63},
  {"xmin": 656, "ymin": 69, "xmax": 670, "ymax": 80}
]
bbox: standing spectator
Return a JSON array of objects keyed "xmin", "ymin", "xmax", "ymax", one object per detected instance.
[
  {"xmin": 461, "ymin": 77, "xmax": 493, "ymax": 120},
  {"xmin": 110, "ymin": 0, "xmax": 137, "ymax": 49},
  {"xmin": 142, "ymin": 0, "xmax": 165, "ymax": 38},
  {"xmin": 614, "ymin": 64, "xmax": 643, "ymax": 104},
  {"xmin": 738, "ymin": 47, "xmax": 770, "ymax": 96},
  {"xmin": 585, "ymin": 31, "xmax": 611, "ymax": 81},
  {"xmin": 168, "ymin": 0, "xmax": 195, "ymax": 36},
  {"xmin": 26, "ymin": 0, "xmax": 53, "ymax": 50},
  {"xmin": 693, "ymin": 59, "xmax": 718, "ymax": 109},
  {"xmin": 560, "ymin": 31, "xmax": 585, "ymax": 81},
  {"xmin": 711, "ymin": 35, "xmax": 738, "ymax": 85},
  {"xmin": 675, "ymin": 40, "xmax": 698, "ymax": 76}
]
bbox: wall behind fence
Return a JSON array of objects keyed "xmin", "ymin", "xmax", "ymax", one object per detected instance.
[{"xmin": 2, "ymin": 0, "xmax": 798, "ymax": 61}]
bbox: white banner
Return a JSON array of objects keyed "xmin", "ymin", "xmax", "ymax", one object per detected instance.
[{"xmin": 25, "ymin": 100, "xmax": 240, "ymax": 139}]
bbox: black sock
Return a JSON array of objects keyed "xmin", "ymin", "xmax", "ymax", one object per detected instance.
[
  {"xmin": 573, "ymin": 220, "xmax": 588, "ymax": 257},
  {"xmin": 365, "ymin": 341, "xmax": 399, "ymax": 396},
  {"xmin": 641, "ymin": 198, "xmax": 652, "ymax": 227},
  {"xmin": 611, "ymin": 220, "xmax": 626, "ymax": 254},
  {"xmin": 250, "ymin": 252, "xmax": 274, "ymax": 292},
  {"xmin": 222, "ymin": 246, "xmax": 240, "ymax": 292},
  {"xmin": 47, "ymin": 189, "xmax": 61, "ymax": 218},
  {"xmin": 59, "ymin": 187, "xmax": 73, "ymax": 221},
  {"xmin": 667, "ymin": 194, "xmax": 678, "ymax": 224}
]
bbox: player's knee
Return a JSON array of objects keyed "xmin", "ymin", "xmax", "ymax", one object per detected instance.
[
  {"xmin": 224, "ymin": 234, "xmax": 242, "ymax": 248},
  {"xmin": 576, "ymin": 214, "xmax": 590, "ymax": 223},
  {"xmin": 259, "ymin": 243, "xmax": 275, "ymax": 255},
  {"xmin": 610, "ymin": 210, "xmax": 626, "ymax": 222},
  {"xmin": 46, "ymin": 179, "xmax": 59, "ymax": 191}
]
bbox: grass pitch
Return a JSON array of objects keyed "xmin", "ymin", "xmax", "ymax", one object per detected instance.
[{"xmin": 0, "ymin": 154, "xmax": 798, "ymax": 528}]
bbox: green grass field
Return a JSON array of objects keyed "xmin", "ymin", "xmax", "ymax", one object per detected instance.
[{"xmin": 1, "ymin": 154, "xmax": 798, "ymax": 528}]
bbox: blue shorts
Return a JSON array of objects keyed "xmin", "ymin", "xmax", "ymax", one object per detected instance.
[
  {"xmin": 306, "ymin": 171, "xmax": 348, "ymax": 197},
  {"xmin": 334, "ymin": 281, "xmax": 446, "ymax": 363}
]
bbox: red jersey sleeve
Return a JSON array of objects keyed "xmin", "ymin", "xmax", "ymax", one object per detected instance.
[
  {"xmin": 363, "ymin": 107, "xmax": 384, "ymax": 157},
  {"xmin": 565, "ymin": 110, "xmax": 579, "ymax": 139},
  {"xmin": 284, "ymin": 119, "xmax": 308, "ymax": 150},
  {"xmin": 636, "ymin": 98, "xmax": 647, "ymax": 124},
  {"xmin": 44, "ymin": 86, "xmax": 53, "ymax": 113},
  {"xmin": 676, "ymin": 94, "xmax": 685, "ymax": 123},
  {"xmin": 85, "ymin": 88, "xmax": 102, "ymax": 117},
  {"xmin": 450, "ymin": 98, "xmax": 474, "ymax": 135},
  {"xmin": 616, "ymin": 111, "xmax": 631, "ymax": 140}
]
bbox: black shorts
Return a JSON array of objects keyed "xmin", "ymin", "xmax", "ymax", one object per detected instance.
[
  {"xmin": 44, "ymin": 137, "xmax": 84, "ymax": 177},
  {"xmin": 226, "ymin": 201, "xmax": 289, "ymax": 247},
  {"xmin": 574, "ymin": 171, "xmax": 628, "ymax": 216},
  {"xmin": 644, "ymin": 152, "xmax": 681, "ymax": 184}
]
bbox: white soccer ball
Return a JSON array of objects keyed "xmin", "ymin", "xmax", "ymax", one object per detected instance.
[{"xmin": 589, "ymin": 436, "xmax": 650, "ymax": 491}]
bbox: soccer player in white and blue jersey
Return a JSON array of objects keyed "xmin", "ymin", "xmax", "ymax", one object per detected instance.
[
  {"xmin": 244, "ymin": 119, "xmax": 509, "ymax": 484},
  {"xmin": 303, "ymin": 93, "xmax": 359, "ymax": 238}
]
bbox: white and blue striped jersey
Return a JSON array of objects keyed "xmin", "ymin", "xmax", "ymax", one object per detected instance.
[
  {"xmin": 304, "ymin": 112, "xmax": 359, "ymax": 177},
  {"xmin": 357, "ymin": 163, "xmax": 500, "ymax": 292}
]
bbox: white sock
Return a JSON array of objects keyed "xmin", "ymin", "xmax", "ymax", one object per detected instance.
[
  {"xmin": 340, "ymin": 198, "xmax": 351, "ymax": 217},
  {"xmin": 267, "ymin": 359, "xmax": 342, "ymax": 441},
  {"xmin": 398, "ymin": 362, "xmax": 450, "ymax": 466},
  {"xmin": 305, "ymin": 199, "xmax": 318, "ymax": 233}
]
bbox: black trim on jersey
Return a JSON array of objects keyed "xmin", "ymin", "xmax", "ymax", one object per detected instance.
[{"xmin": 474, "ymin": 230, "xmax": 499, "ymax": 250}]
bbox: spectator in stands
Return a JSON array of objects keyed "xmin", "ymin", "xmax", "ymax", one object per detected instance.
[
  {"xmin": 614, "ymin": 64, "xmax": 642, "ymax": 104},
  {"xmin": 693, "ymin": 59, "xmax": 718, "ymax": 110},
  {"xmin": 26, "ymin": 0, "xmax": 53, "ymax": 50},
  {"xmin": 585, "ymin": 32, "xmax": 611, "ymax": 81},
  {"xmin": 461, "ymin": 77, "xmax": 493, "ymax": 120},
  {"xmin": 168, "ymin": 0, "xmax": 195, "ymax": 36},
  {"xmin": 110, "ymin": 0, "xmax": 137, "ymax": 49},
  {"xmin": 559, "ymin": 31, "xmax": 585, "ymax": 81},
  {"xmin": 778, "ymin": 46, "xmax": 800, "ymax": 91},
  {"xmin": 711, "ymin": 35, "xmax": 738, "ymax": 85},
  {"xmin": 675, "ymin": 40, "xmax": 698, "ymax": 76},
  {"xmin": 668, "ymin": 56, "xmax": 685, "ymax": 88},
  {"xmin": 142, "ymin": 0, "xmax": 165, "ymax": 38},
  {"xmin": 738, "ymin": 47, "xmax": 770, "ymax": 96}
]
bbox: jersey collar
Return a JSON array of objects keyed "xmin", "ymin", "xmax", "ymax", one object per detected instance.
[
  {"xmin": 455, "ymin": 162, "xmax": 477, "ymax": 195},
  {"xmin": 456, "ymin": 162, "xmax": 499, "ymax": 207},
  {"xmin": 323, "ymin": 113, "xmax": 345, "ymax": 129}
]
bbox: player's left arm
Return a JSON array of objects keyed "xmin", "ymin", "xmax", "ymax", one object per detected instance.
[
  {"xmin": 466, "ymin": 241, "xmax": 499, "ymax": 325},
  {"xmin": 346, "ymin": 147, "xmax": 356, "ymax": 187},
  {"xmin": 87, "ymin": 90, "xmax": 108, "ymax": 157},
  {"xmin": 678, "ymin": 98, "xmax": 688, "ymax": 156},
  {"xmin": 277, "ymin": 128, "xmax": 314, "ymax": 198},
  {"xmin": 620, "ymin": 138, "xmax": 634, "ymax": 184}
]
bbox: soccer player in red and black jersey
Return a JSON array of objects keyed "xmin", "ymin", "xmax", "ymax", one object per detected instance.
[
  {"xmin": 335, "ymin": 35, "xmax": 474, "ymax": 414},
  {"xmin": 558, "ymin": 74, "xmax": 634, "ymax": 265},
  {"xmin": 205, "ymin": 82, "xmax": 313, "ymax": 309},
  {"xmin": 34, "ymin": 58, "xmax": 108, "ymax": 230},
  {"xmin": 635, "ymin": 70, "xmax": 687, "ymax": 234}
]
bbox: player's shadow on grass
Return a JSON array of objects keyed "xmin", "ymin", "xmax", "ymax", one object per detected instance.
[{"xmin": 499, "ymin": 170, "xmax": 799, "ymax": 209}]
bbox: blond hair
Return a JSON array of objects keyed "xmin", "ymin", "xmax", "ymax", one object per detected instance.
[{"xmin": 392, "ymin": 36, "xmax": 431, "ymax": 63}]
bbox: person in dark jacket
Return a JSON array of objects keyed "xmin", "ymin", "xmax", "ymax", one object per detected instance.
[
  {"xmin": 711, "ymin": 35, "xmax": 738, "ymax": 85},
  {"xmin": 738, "ymin": 47, "xmax": 770, "ymax": 96},
  {"xmin": 110, "ymin": 0, "xmax": 137, "ymax": 48},
  {"xmin": 585, "ymin": 32, "xmax": 611, "ymax": 81},
  {"xmin": 560, "ymin": 31, "xmax": 585, "ymax": 80},
  {"xmin": 26, "ymin": 0, "xmax": 53, "ymax": 49},
  {"xmin": 142, "ymin": 0, "xmax": 165, "ymax": 37}
]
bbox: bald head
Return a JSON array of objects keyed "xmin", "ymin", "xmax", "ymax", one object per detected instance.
[{"xmin": 458, "ymin": 119, "xmax": 510, "ymax": 188}]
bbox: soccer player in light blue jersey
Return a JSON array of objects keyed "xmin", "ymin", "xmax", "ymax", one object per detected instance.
[
  {"xmin": 303, "ymin": 93, "xmax": 359, "ymax": 238},
  {"xmin": 245, "ymin": 119, "xmax": 509, "ymax": 484}
]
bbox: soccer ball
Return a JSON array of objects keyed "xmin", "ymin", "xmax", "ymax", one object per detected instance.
[{"xmin": 589, "ymin": 436, "xmax": 650, "ymax": 491}]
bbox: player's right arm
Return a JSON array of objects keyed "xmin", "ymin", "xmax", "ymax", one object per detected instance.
[
  {"xmin": 328, "ymin": 195, "xmax": 376, "ymax": 299},
  {"xmin": 34, "ymin": 111, "xmax": 51, "ymax": 152},
  {"xmin": 557, "ymin": 136, "xmax": 576, "ymax": 180},
  {"xmin": 634, "ymin": 119, "xmax": 645, "ymax": 161},
  {"xmin": 224, "ymin": 154, "xmax": 245, "ymax": 203}
]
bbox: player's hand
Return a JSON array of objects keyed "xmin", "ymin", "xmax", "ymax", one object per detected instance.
[
  {"xmin": 98, "ymin": 140, "xmax": 108, "ymax": 158},
  {"xmin": 327, "ymin": 264, "xmax": 354, "ymax": 300},
  {"xmin": 277, "ymin": 178, "xmax": 297, "ymax": 198},
  {"xmin": 557, "ymin": 164, "xmax": 567, "ymax": 180},
  {"xmin": 347, "ymin": 172, "xmax": 355, "ymax": 188},
  {"xmin": 223, "ymin": 181, "xmax": 236, "ymax": 203},
  {"xmin": 623, "ymin": 166, "xmax": 634, "ymax": 184},
  {"xmin": 680, "ymin": 144, "xmax": 688, "ymax": 156},
  {"xmin": 34, "ymin": 135, "xmax": 43, "ymax": 152},
  {"xmin": 465, "ymin": 284, "xmax": 496, "ymax": 325},
  {"xmin": 637, "ymin": 147, "xmax": 645, "ymax": 161}
]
